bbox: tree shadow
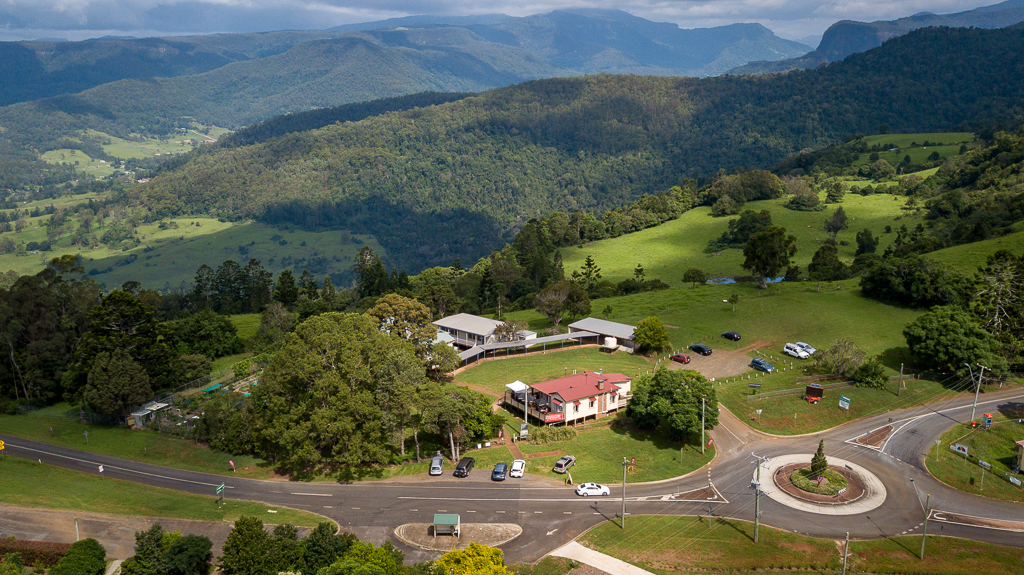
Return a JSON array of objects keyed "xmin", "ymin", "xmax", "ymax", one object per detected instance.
[{"xmin": 877, "ymin": 346, "xmax": 912, "ymax": 372}]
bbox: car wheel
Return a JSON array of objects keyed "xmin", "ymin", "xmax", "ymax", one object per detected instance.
[
  {"xmin": 812, "ymin": 400, "xmax": 819, "ymax": 405},
  {"xmin": 582, "ymin": 492, "xmax": 589, "ymax": 497},
  {"xmin": 603, "ymin": 492, "xmax": 609, "ymax": 496}
]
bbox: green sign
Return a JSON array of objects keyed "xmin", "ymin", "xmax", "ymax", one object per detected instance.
[{"xmin": 216, "ymin": 483, "xmax": 225, "ymax": 494}]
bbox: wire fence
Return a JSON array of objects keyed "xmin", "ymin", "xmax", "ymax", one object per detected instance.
[{"xmin": 745, "ymin": 380, "xmax": 857, "ymax": 401}]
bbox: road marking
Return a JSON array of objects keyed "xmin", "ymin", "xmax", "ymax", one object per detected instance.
[
  {"xmin": 351, "ymin": 507, "xmax": 360, "ymax": 510},
  {"xmin": 534, "ymin": 511, "xmax": 543, "ymax": 514},
  {"xmin": 467, "ymin": 510, "xmax": 476, "ymax": 513},
  {"xmin": 410, "ymin": 509, "xmax": 418, "ymax": 512},
  {"xmin": 323, "ymin": 506, "xmax": 333, "ymax": 509},
  {"xmin": 4, "ymin": 442, "xmax": 235, "ymax": 489},
  {"xmin": 292, "ymin": 493, "xmax": 332, "ymax": 497},
  {"xmin": 438, "ymin": 510, "xmax": 447, "ymax": 512},
  {"xmin": 546, "ymin": 529, "xmax": 558, "ymax": 535},
  {"xmin": 563, "ymin": 512, "xmax": 572, "ymax": 515},
  {"xmin": 496, "ymin": 511, "xmax": 506, "ymax": 514},
  {"xmin": 399, "ymin": 496, "xmax": 632, "ymax": 502}
]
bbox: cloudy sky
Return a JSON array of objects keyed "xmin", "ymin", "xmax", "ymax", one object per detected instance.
[{"xmin": 0, "ymin": 0, "xmax": 1003, "ymax": 42}]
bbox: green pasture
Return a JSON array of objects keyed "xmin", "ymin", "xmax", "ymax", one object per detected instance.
[
  {"xmin": 862, "ymin": 132, "xmax": 975, "ymax": 149},
  {"xmin": 211, "ymin": 352, "xmax": 254, "ymax": 373},
  {"xmin": 926, "ymin": 416, "xmax": 1024, "ymax": 504},
  {"xmin": 559, "ymin": 193, "xmax": 926, "ymax": 285},
  {"xmin": 229, "ymin": 313, "xmax": 262, "ymax": 342},
  {"xmin": 0, "ymin": 457, "xmax": 327, "ymax": 527},
  {"xmin": 582, "ymin": 515, "xmax": 1024, "ymax": 574},
  {"xmin": 928, "ymin": 229, "xmax": 1024, "ymax": 273},
  {"xmin": 86, "ymin": 126, "xmax": 229, "ymax": 160},
  {"xmin": 82, "ymin": 221, "xmax": 383, "ymax": 290},
  {"xmin": 39, "ymin": 149, "xmax": 119, "ymax": 178},
  {"xmin": 852, "ymin": 144, "xmax": 963, "ymax": 167}
]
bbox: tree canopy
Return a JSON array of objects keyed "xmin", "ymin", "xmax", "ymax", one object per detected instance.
[{"xmin": 626, "ymin": 369, "xmax": 718, "ymax": 439}]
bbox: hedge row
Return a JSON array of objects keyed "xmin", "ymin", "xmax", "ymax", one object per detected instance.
[{"xmin": 0, "ymin": 539, "xmax": 72, "ymax": 566}]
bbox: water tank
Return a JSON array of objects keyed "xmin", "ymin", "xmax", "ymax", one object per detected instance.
[{"xmin": 604, "ymin": 336, "xmax": 617, "ymax": 349}]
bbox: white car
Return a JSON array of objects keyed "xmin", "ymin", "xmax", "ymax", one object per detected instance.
[
  {"xmin": 575, "ymin": 482, "xmax": 611, "ymax": 497},
  {"xmin": 783, "ymin": 343, "xmax": 810, "ymax": 359},
  {"xmin": 510, "ymin": 459, "xmax": 526, "ymax": 478},
  {"xmin": 795, "ymin": 342, "xmax": 816, "ymax": 355}
]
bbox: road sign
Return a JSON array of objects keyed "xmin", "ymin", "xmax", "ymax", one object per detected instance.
[
  {"xmin": 979, "ymin": 460, "xmax": 991, "ymax": 470},
  {"xmin": 951, "ymin": 443, "xmax": 968, "ymax": 456},
  {"xmin": 216, "ymin": 483, "xmax": 225, "ymax": 494},
  {"xmin": 839, "ymin": 395, "xmax": 851, "ymax": 410},
  {"xmin": 1008, "ymin": 475, "xmax": 1022, "ymax": 487},
  {"xmin": 748, "ymin": 383, "xmax": 761, "ymax": 389},
  {"xmin": 520, "ymin": 423, "xmax": 529, "ymax": 438},
  {"xmin": 0, "ymin": 440, "xmax": 5, "ymax": 451}
]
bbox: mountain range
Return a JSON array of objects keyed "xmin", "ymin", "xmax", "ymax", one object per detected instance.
[{"xmin": 728, "ymin": 0, "xmax": 1024, "ymax": 75}]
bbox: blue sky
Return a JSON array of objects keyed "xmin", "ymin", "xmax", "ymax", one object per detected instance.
[{"xmin": 0, "ymin": 0, "xmax": 1002, "ymax": 42}]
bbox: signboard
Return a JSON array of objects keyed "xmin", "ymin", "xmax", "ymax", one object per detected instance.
[
  {"xmin": 544, "ymin": 412, "xmax": 564, "ymax": 423},
  {"xmin": 0, "ymin": 440, "xmax": 5, "ymax": 451},
  {"xmin": 838, "ymin": 395, "xmax": 851, "ymax": 410},
  {"xmin": 979, "ymin": 460, "xmax": 991, "ymax": 470},
  {"xmin": 748, "ymin": 383, "xmax": 761, "ymax": 389},
  {"xmin": 520, "ymin": 423, "xmax": 529, "ymax": 439},
  {"xmin": 951, "ymin": 443, "xmax": 969, "ymax": 456},
  {"xmin": 216, "ymin": 483, "xmax": 225, "ymax": 494},
  {"xmin": 1008, "ymin": 475, "xmax": 1022, "ymax": 487}
]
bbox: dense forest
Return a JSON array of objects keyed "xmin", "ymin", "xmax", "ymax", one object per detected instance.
[{"xmin": 130, "ymin": 26, "xmax": 1024, "ymax": 271}]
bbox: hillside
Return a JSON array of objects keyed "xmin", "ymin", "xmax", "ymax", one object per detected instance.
[
  {"xmin": 728, "ymin": 0, "xmax": 1024, "ymax": 75},
  {"xmin": 133, "ymin": 26, "xmax": 1024, "ymax": 272}
]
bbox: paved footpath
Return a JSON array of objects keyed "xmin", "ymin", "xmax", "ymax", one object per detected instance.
[{"xmin": 550, "ymin": 541, "xmax": 655, "ymax": 575}]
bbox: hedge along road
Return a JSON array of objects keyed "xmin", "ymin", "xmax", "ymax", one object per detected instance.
[{"xmin": 2, "ymin": 386, "xmax": 1024, "ymax": 565}]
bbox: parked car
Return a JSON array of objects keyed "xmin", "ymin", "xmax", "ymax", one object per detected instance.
[
  {"xmin": 689, "ymin": 344, "xmax": 713, "ymax": 356},
  {"xmin": 575, "ymin": 482, "xmax": 611, "ymax": 497},
  {"xmin": 429, "ymin": 454, "xmax": 444, "ymax": 476},
  {"xmin": 553, "ymin": 455, "xmax": 576, "ymax": 473},
  {"xmin": 722, "ymin": 331, "xmax": 741, "ymax": 341},
  {"xmin": 783, "ymin": 343, "xmax": 810, "ymax": 359},
  {"xmin": 453, "ymin": 457, "xmax": 475, "ymax": 477},
  {"xmin": 670, "ymin": 353, "xmax": 691, "ymax": 364},
  {"xmin": 510, "ymin": 459, "xmax": 526, "ymax": 478},
  {"xmin": 795, "ymin": 342, "xmax": 816, "ymax": 355},
  {"xmin": 491, "ymin": 462, "xmax": 507, "ymax": 481},
  {"xmin": 750, "ymin": 358, "xmax": 775, "ymax": 373}
]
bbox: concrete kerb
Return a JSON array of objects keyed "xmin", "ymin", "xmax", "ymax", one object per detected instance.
[
  {"xmin": 393, "ymin": 523, "xmax": 522, "ymax": 552},
  {"xmin": 755, "ymin": 454, "xmax": 886, "ymax": 515}
]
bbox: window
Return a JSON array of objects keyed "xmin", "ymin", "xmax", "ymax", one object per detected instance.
[
  {"xmin": 573, "ymin": 404, "xmax": 579, "ymax": 413},
  {"xmin": 589, "ymin": 400, "xmax": 595, "ymax": 408}
]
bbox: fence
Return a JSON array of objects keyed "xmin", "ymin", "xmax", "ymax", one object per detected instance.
[{"xmin": 746, "ymin": 380, "xmax": 856, "ymax": 401}]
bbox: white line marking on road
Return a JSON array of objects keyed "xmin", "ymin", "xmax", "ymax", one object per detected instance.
[
  {"xmin": 292, "ymin": 493, "xmax": 332, "ymax": 497},
  {"xmin": 496, "ymin": 511, "xmax": 505, "ymax": 514},
  {"xmin": 879, "ymin": 416, "xmax": 925, "ymax": 453},
  {"xmin": 410, "ymin": 509, "xmax": 418, "ymax": 512},
  {"xmin": 351, "ymin": 507, "xmax": 360, "ymax": 510},
  {"xmin": 467, "ymin": 510, "xmax": 476, "ymax": 513},
  {"xmin": 6, "ymin": 442, "xmax": 235, "ymax": 489},
  {"xmin": 534, "ymin": 511, "xmax": 543, "ymax": 514},
  {"xmin": 563, "ymin": 512, "xmax": 572, "ymax": 515},
  {"xmin": 323, "ymin": 506, "xmax": 333, "ymax": 509}
]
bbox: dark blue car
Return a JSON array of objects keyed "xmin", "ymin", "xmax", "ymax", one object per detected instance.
[{"xmin": 491, "ymin": 462, "xmax": 507, "ymax": 481}]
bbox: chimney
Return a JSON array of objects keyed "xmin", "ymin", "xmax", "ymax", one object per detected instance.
[{"xmin": 598, "ymin": 380, "xmax": 605, "ymax": 390}]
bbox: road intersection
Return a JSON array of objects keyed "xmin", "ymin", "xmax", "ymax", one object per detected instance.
[{"xmin": 3, "ymin": 387, "xmax": 1023, "ymax": 564}]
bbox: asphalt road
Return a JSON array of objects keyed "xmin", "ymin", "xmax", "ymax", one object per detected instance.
[{"xmin": 3, "ymin": 387, "xmax": 1023, "ymax": 564}]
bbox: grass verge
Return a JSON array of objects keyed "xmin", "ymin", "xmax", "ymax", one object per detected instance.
[
  {"xmin": 0, "ymin": 456, "xmax": 327, "ymax": 527},
  {"xmin": 581, "ymin": 515, "xmax": 1024, "ymax": 574},
  {"xmin": 925, "ymin": 418, "xmax": 1024, "ymax": 504}
]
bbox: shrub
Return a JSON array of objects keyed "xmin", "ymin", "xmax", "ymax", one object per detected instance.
[
  {"xmin": 49, "ymin": 539, "xmax": 105, "ymax": 575},
  {"xmin": 0, "ymin": 540, "xmax": 72, "ymax": 566},
  {"xmin": 526, "ymin": 425, "xmax": 577, "ymax": 445}
]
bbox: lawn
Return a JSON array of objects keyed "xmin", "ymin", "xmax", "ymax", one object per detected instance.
[
  {"xmin": 39, "ymin": 149, "xmax": 119, "ymax": 178},
  {"xmin": 581, "ymin": 515, "xmax": 1024, "ymax": 574},
  {"xmin": 0, "ymin": 457, "xmax": 328, "ymax": 527},
  {"xmin": 229, "ymin": 314, "xmax": 262, "ymax": 342},
  {"xmin": 455, "ymin": 348, "xmax": 654, "ymax": 397},
  {"xmin": 559, "ymin": 192, "xmax": 926, "ymax": 286},
  {"xmin": 925, "ymin": 416, "xmax": 1024, "ymax": 504},
  {"xmin": 928, "ymin": 228, "xmax": 1024, "ymax": 274}
]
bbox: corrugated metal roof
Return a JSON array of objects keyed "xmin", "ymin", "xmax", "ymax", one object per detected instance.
[
  {"xmin": 433, "ymin": 514, "xmax": 460, "ymax": 525},
  {"xmin": 530, "ymin": 371, "xmax": 627, "ymax": 402},
  {"xmin": 568, "ymin": 317, "xmax": 636, "ymax": 340},
  {"xmin": 457, "ymin": 331, "xmax": 600, "ymax": 362},
  {"xmin": 432, "ymin": 313, "xmax": 503, "ymax": 336}
]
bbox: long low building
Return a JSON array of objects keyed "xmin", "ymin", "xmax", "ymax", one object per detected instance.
[
  {"xmin": 433, "ymin": 313, "xmax": 536, "ymax": 348},
  {"xmin": 567, "ymin": 317, "xmax": 636, "ymax": 351}
]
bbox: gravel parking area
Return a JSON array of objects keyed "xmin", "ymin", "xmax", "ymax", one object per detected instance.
[{"xmin": 666, "ymin": 341, "xmax": 768, "ymax": 380}]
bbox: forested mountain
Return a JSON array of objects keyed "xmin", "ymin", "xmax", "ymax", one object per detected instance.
[
  {"xmin": 134, "ymin": 26, "xmax": 1024, "ymax": 272},
  {"xmin": 728, "ymin": 0, "xmax": 1024, "ymax": 75}
]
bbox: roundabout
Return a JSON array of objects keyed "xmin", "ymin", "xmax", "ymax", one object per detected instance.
[{"xmin": 754, "ymin": 454, "xmax": 887, "ymax": 515}]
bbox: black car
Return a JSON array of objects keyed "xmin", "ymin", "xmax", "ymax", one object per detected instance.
[
  {"xmin": 689, "ymin": 344, "xmax": 713, "ymax": 356},
  {"xmin": 722, "ymin": 331, "xmax": 741, "ymax": 341},
  {"xmin": 453, "ymin": 457, "xmax": 475, "ymax": 477},
  {"xmin": 491, "ymin": 462, "xmax": 507, "ymax": 481}
]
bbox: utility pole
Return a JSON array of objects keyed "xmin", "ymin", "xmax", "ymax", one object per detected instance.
[
  {"xmin": 965, "ymin": 364, "xmax": 981, "ymax": 425},
  {"xmin": 621, "ymin": 457, "xmax": 628, "ymax": 530},
  {"xmin": 750, "ymin": 453, "xmax": 770, "ymax": 543},
  {"xmin": 920, "ymin": 494, "xmax": 931, "ymax": 560},
  {"xmin": 842, "ymin": 532, "xmax": 849, "ymax": 575},
  {"xmin": 897, "ymin": 363, "xmax": 904, "ymax": 397},
  {"xmin": 701, "ymin": 396, "xmax": 706, "ymax": 455}
]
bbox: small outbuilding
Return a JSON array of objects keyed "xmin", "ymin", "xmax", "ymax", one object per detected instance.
[
  {"xmin": 567, "ymin": 318, "xmax": 636, "ymax": 351},
  {"xmin": 433, "ymin": 513, "xmax": 460, "ymax": 539}
]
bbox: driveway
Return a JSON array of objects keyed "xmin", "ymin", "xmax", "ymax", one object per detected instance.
[{"xmin": 667, "ymin": 341, "xmax": 768, "ymax": 380}]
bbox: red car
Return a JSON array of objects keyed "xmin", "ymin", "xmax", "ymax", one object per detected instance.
[{"xmin": 670, "ymin": 353, "xmax": 691, "ymax": 364}]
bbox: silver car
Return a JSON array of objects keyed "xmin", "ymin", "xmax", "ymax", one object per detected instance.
[
  {"xmin": 783, "ymin": 343, "xmax": 809, "ymax": 359},
  {"xmin": 429, "ymin": 455, "xmax": 444, "ymax": 476},
  {"xmin": 795, "ymin": 342, "xmax": 816, "ymax": 355}
]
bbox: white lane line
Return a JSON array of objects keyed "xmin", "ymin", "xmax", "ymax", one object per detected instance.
[
  {"xmin": 323, "ymin": 506, "xmax": 333, "ymax": 509},
  {"xmin": 292, "ymin": 493, "xmax": 332, "ymax": 497},
  {"xmin": 6, "ymin": 442, "xmax": 234, "ymax": 489},
  {"xmin": 351, "ymin": 507, "xmax": 361, "ymax": 510},
  {"xmin": 467, "ymin": 510, "xmax": 477, "ymax": 513},
  {"xmin": 880, "ymin": 416, "xmax": 925, "ymax": 453},
  {"xmin": 410, "ymin": 509, "xmax": 418, "ymax": 512},
  {"xmin": 398, "ymin": 496, "xmax": 632, "ymax": 502},
  {"xmin": 496, "ymin": 511, "xmax": 506, "ymax": 514},
  {"xmin": 534, "ymin": 511, "xmax": 543, "ymax": 514},
  {"xmin": 563, "ymin": 512, "xmax": 572, "ymax": 515}
]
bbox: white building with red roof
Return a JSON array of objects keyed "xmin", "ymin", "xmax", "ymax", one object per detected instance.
[{"xmin": 505, "ymin": 371, "xmax": 632, "ymax": 426}]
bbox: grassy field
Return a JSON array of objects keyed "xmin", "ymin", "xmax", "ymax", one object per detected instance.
[
  {"xmin": 559, "ymin": 193, "xmax": 926, "ymax": 285},
  {"xmin": 89, "ymin": 126, "xmax": 230, "ymax": 160},
  {"xmin": 928, "ymin": 228, "xmax": 1024, "ymax": 273},
  {"xmin": 581, "ymin": 515, "xmax": 1024, "ymax": 574},
  {"xmin": 1, "ymin": 456, "xmax": 328, "ymax": 527},
  {"xmin": 1, "ymin": 403, "xmax": 274, "ymax": 479},
  {"xmin": 39, "ymin": 149, "xmax": 119, "ymax": 178},
  {"xmin": 229, "ymin": 314, "xmax": 262, "ymax": 342},
  {"xmin": 455, "ymin": 348, "xmax": 654, "ymax": 397},
  {"xmin": 926, "ymin": 417, "xmax": 1024, "ymax": 504}
]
